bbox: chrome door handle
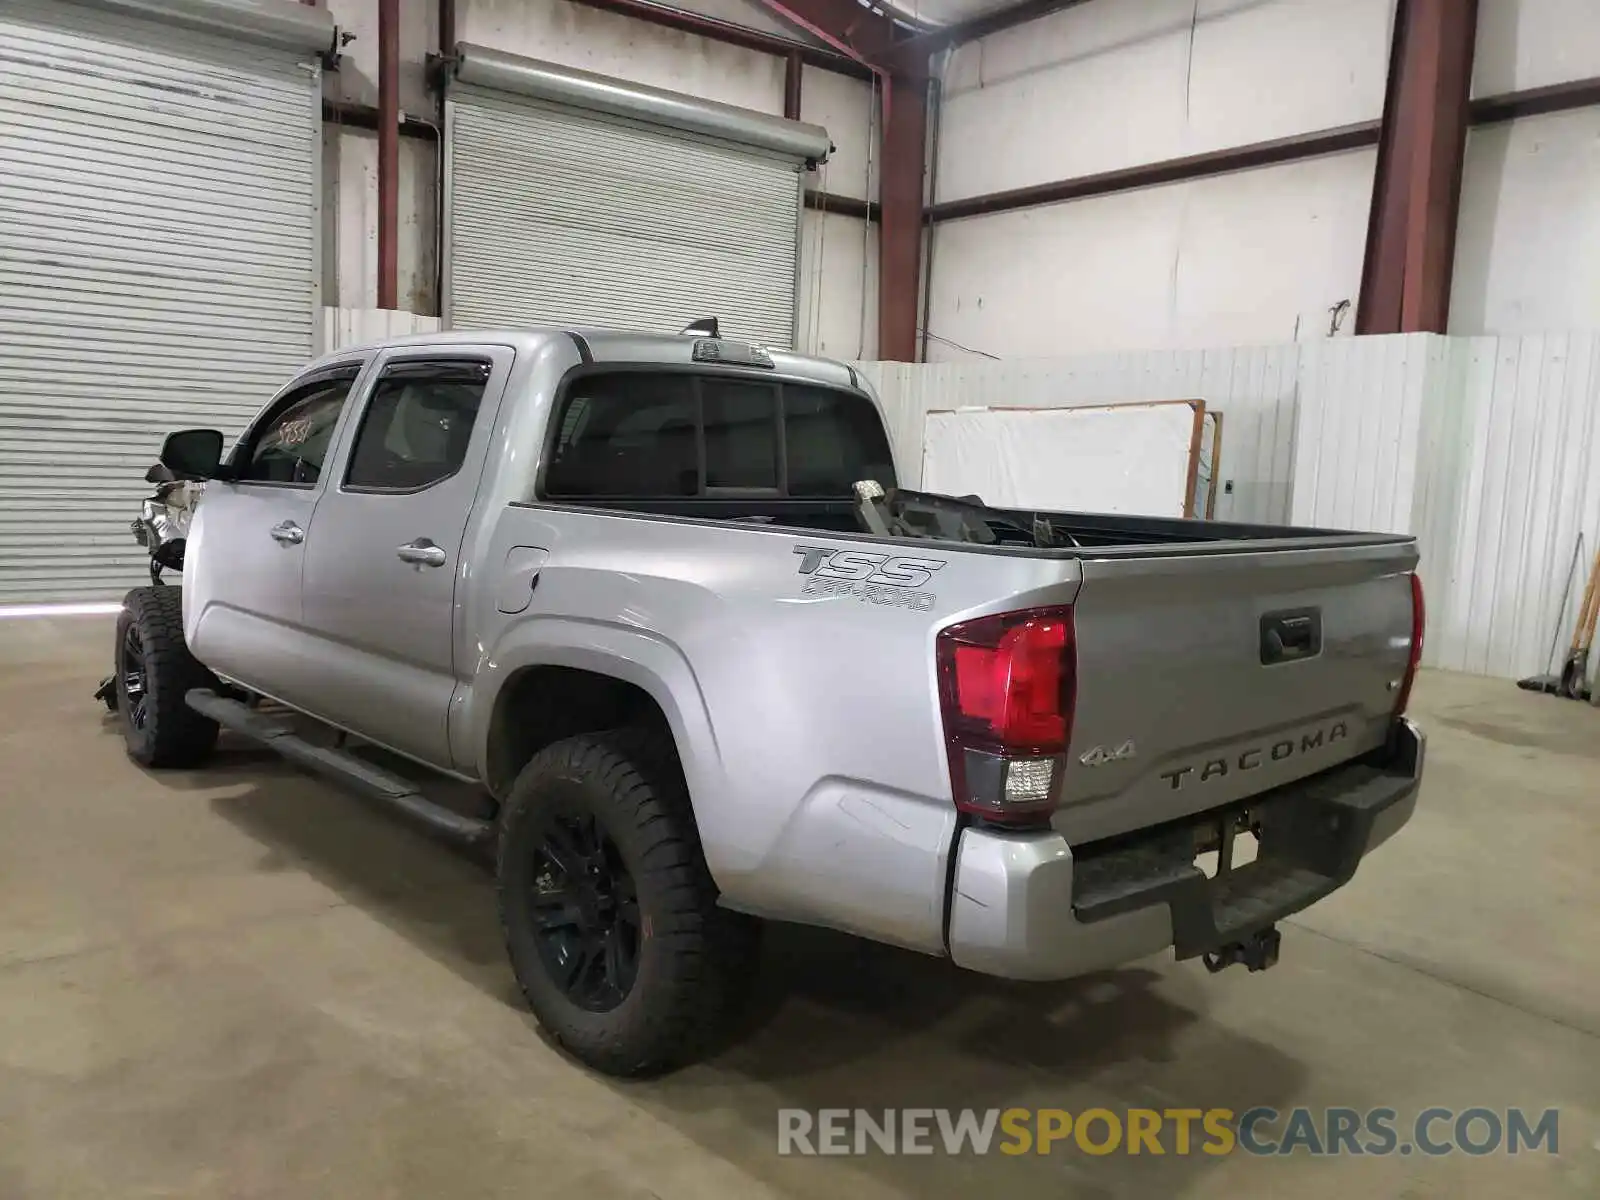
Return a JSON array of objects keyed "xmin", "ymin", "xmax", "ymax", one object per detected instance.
[
  {"xmin": 397, "ymin": 538, "xmax": 446, "ymax": 568},
  {"xmin": 270, "ymin": 521, "xmax": 304, "ymax": 545}
]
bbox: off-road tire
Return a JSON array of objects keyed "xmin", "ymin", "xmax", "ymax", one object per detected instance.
[
  {"xmin": 115, "ymin": 586, "xmax": 219, "ymax": 768},
  {"xmin": 496, "ymin": 729, "xmax": 760, "ymax": 1076}
]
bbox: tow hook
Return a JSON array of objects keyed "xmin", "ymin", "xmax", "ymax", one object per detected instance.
[{"xmin": 1202, "ymin": 925, "xmax": 1281, "ymax": 974}]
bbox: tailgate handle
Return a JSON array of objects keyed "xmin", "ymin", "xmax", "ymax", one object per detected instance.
[{"xmin": 1261, "ymin": 609, "xmax": 1321, "ymax": 665}]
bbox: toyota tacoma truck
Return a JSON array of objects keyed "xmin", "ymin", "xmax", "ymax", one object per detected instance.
[{"xmin": 111, "ymin": 321, "xmax": 1425, "ymax": 1077}]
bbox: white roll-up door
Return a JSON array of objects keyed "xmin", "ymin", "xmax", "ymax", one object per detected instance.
[
  {"xmin": 446, "ymin": 50, "xmax": 829, "ymax": 350},
  {"xmin": 0, "ymin": 0, "xmax": 328, "ymax": 605}
]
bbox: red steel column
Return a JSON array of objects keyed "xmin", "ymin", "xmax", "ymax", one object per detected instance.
[
  {"xmin": 377, "ymin": 0, "xmax": 401, "ymax": 310},
  {"xmin": 783, "ymin": 50, "xmax": 803, "ymax": 120},
  {"xmin": 1357, "ymin": 0, "xmax": 1478, "ymax": 334},
  {"xmin": 878, "ymin": 70, "xmax": 927, "ymax": 362}
]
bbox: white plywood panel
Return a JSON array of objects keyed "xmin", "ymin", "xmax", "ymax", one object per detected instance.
[
  {"xmin": 922, "ymin": 403, "xmax": 1200, "ymax": 517},
  {"xmin": 856, "ymin": 341, "xmax": 1300, "ymax": 525}
]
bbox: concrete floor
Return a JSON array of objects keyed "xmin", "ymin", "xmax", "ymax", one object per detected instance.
[{"xmin": 1, "ymin": 615, "xmax": 1596, "ymax": 1199}]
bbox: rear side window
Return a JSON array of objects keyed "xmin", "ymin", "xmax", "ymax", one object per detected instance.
[
  {"xmin": 542, "ymin": 371, "xmax": 893, "ymax": 499},
  {"xmin": 345, "ymin": 360, "xmax": 490, "ymax": 492}
]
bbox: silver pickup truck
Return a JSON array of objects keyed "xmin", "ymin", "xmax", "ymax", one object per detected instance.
[{"xmin": 111, "ymin": 322, "xmax": 1425, "ymax": 1077}]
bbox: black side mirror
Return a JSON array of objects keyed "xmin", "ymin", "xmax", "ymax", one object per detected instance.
[
  {"xmin": 144, "ymin": 462, "xmax": 176, "ymax": 484},
  {"xmin": 160, "ymin": 429, "xmax": 226, "ymax": 480}
]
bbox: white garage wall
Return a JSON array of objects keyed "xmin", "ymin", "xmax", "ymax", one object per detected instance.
[
  {"xmin": 317, "ymin": 307, "xmax": 442, "ymax": 355},
  {"xmin": 926, "ymin": 147, "xmax": 1375, "ymax": 360},
  {"xmin": 325, "ymin": 0, "xmax": 437, "ymax": 114},
  {"xmin": 935, "ymin": 0, "xmax": 1393, "ymax": 203},
  {"xmin": 800, "ymin": 65, "xmax": 878, "ymax": 204},
  {"xmin": 1450, "ymin": 0, "xmax": 1600, "ymax": 337},
  {"xmin": 800, "ymin": 210, "xmax": 878, "ymax": 359},
  {"xmin": 924, "ymin": 0, "xmax": 1394, "ymax": 360},
  {"xmin": 1472, "ymin": 0, "xmax": 1600, "ymax": 96},
  {"xmin": 1452, "ymin": 109, "xmax": 1600, "ymax": 337},
  {"xmin": 321, "ymin": 127, "xmax": 440, "ymax": 314}
]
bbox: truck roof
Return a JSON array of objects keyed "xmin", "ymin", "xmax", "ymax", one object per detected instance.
[{"xmin": 310, "ymin": 326, "xmax": 864, "ymax": 392}]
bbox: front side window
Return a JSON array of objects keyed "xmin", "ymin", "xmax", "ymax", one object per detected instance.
[
  {"xmin": 345, "ymin": 360, "xmax": 490, "ymax": 491},
  {"xmin": 542, "ymin": 371, "xmax": 893, "ymax": 500},
  {"xmin": 237, "ymin": 372, "xmax": 358, "ymax": 485}
]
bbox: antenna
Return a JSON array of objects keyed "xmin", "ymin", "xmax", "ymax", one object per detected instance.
[{"xmin": 680, "ymin": 317, "xmax": 719, "ymax": 338}]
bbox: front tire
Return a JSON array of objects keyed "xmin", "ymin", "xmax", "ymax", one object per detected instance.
[
  {"xmin": 496, "ymin": 729, "xmax": 759, "ymax": 1077},
  {"xmin": 114, "ymin": 586, "xmax": 219, "ymax": 768}
]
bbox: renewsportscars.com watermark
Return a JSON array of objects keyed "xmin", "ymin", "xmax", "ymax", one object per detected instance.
[{"xmin": 777, "ymin": 1107, "xmax": 1562, "ymax": 1158}]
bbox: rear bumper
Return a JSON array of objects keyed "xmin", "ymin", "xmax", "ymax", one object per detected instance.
[{"xmin": 947, "ymin": 718, "xmax": 1424, "ymax": 981}]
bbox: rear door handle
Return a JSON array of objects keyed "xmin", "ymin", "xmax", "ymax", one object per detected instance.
[
  {"xmin": 397, "ymin": 538, "xmax": 446, "ymax": 568},
  {"xmin": 270, "ymin": 521, "xmax": 304, "ymax": 545}
]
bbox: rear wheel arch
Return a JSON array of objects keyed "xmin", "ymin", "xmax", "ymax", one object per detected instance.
[{"xmin": 483, "ymin": 663, "xmax": 689, "ymax": 802}]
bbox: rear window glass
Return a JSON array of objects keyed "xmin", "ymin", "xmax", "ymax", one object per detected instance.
[
  {"xmin": 784, "ymin": 385, "xmax": 895, "ymax": 497},
  {"xmin": 542, "ymin": 371, "xmax": 894, "ymax": 499},
  {"xmin": 703, "ymin": 380, "xmax": 778, "ymax": 489}
]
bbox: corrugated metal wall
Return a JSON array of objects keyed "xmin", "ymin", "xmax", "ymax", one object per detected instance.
[
  {"xmin": 861, "ymin": 331, "xmax": 1600, "ymax": 685},
  {"xmin": 1293, "ymin": 331, "xmax": 1600, "ymax": 683},
  {"xmin": 1432, "ymin": 334, "xmax": 1600, "ymax": 681},
  {"xmin": 856, "ymin": 345, "xmax": 1302, "ymax": 525},
  {"xmin": 0, "ymin": 0, "xmax": 322, "ymax": 605}
]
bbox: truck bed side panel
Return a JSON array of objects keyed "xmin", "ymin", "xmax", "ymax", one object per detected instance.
[{"xmin": 459, "ymin": 503, "xmax": 1083, "ymax": 954}]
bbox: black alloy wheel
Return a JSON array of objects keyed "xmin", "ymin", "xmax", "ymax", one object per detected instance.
[
  {"xmin": 529, "ymin": 812, "xmax": 641, "ymax": 1012},
  {"xmin": 496, "ymin": 730, "xmax": 761, "ymax": 1076},
  {"xmin": 119, "ymin": 622, "xmax": 151, "ymax": 733}
]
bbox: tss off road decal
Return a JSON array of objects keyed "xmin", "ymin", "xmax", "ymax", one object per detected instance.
[{"xmin": 792, "ymin": 545, "xmax": 946, "ymax": 611}]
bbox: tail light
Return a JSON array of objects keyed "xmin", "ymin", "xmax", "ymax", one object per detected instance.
[
  {"xmin": 1393, "ymin": 573, "xmax": 1425, "ymax": 717},
  {"xmin": 935, "ymin": 606, "xmax": 1076, "ymax": 826}
]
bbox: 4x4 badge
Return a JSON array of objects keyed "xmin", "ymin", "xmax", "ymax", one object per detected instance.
[{"xmin": 1079, "ymin": 740, "xmax": 1136, "ymax": 767}]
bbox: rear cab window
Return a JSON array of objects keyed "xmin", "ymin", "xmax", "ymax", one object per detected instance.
[{"xmin": 541, "ymin": 371, "xmax": 895, "ymax": 500}]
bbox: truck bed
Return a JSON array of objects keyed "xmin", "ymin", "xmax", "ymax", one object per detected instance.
[{"xmin": 541, "ymin": 493, "xmax": 1410, "ymax": 555}]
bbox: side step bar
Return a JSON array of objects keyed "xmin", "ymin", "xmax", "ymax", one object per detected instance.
[{"xmin": 186, "ymin": 688, "xmax": 493, "ymax": 846}]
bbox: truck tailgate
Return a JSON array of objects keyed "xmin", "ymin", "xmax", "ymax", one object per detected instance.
[{"xmin": 1054, "ymin": 537, "xmax": 1419, "ymax": 846}]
